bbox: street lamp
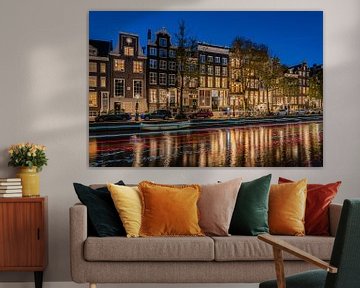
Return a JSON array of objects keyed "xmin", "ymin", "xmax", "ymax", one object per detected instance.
[
  {"xmin": 232, "ymin": 97, "xmax": 236, "ymax": 117},
  {"xmin": 135, "ymin": 93, "xmax": 140, "ymax": 121}
]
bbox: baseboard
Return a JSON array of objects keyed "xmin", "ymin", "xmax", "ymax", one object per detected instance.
[{"xmin": 0, "ymin": 282, "xmax": 259, "ymax": 288}]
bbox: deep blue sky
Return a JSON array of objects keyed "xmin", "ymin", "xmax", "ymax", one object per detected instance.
[{"xmin": 89, "ymin": 11, "xmax": 323, "ymax": 66}]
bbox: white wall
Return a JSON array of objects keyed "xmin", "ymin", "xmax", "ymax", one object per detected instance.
[{"xmin": 0, "ymin": 0, "xmax": 359, "ymax": 283}]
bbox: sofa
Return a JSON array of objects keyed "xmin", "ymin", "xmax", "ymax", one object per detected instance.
[{"xmin": 70, "ymin": 201, "xmax": 342, "ymax": 287}]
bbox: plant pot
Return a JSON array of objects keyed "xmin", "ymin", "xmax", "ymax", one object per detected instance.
[{"xmin": 16, "ymin": 167, "xmax": 40, "ymax": 197}]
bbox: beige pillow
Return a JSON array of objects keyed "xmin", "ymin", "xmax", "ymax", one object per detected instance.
[{"xmin": 198, "ymin": 178, "xmax": 242, "ymax": 236}]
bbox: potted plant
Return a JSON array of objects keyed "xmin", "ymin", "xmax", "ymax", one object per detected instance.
[{"xmin": 8, "ymin": 143, "xmax": 48, "ymax": 197}]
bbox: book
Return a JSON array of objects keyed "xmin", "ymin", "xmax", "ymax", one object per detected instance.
[
  {"xmin": 0, "ymin": 193, "xmax": 22, "ymax": 198},
  {"xmin": 0, "ymin": 182, "xmax": 22, "ymax": 186},
  {"xmin": 0, "ymin": 178, "xmax": 21, "ymax": 182},
  {"xmin": 0, "ymin": 189, "xmax": 22, "ymax": 193},
  {"xmin": 0, "ymin": 185, "xmax": 22, "ymax": 189}
]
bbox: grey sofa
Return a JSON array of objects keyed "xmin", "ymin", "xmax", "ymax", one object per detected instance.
[{"xmin": 70, "ymin": 203, "xmax": 342, "ymax": 288}]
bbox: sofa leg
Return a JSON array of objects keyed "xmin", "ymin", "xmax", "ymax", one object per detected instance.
[{"xmin": 89, "ymin": 283, "xmax": 96, "ymax": 288}]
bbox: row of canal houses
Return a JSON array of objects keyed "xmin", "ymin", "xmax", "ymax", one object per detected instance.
[{"xmin": 89, "ymin": 28, "xmax": 321, "ymax": 118}]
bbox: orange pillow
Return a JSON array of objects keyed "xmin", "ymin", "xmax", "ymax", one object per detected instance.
[
  {"xmin": 138, "ymin": 181, "xmax": 204, "ymax": 237},
  {"xmin": 269, "ymin": 179, "xmax": 307, "ymax": 236},
  {"xmin": 279, "ymin": 177, "xmax": 341, "ymax": 236}
]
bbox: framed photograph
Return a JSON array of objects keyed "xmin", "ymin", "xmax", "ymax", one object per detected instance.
[{"xmin": 88, "ymin": 11, "xmax": 323, "ymax": 167}]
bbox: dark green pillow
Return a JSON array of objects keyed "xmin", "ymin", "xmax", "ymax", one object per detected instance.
[
  {"xmin": 229, "ymin": 174, "xmax": 272, "ymax": 236},
  {"xmin": 73, "ymin": 181, "xmax": 126, "ymax": 237}
]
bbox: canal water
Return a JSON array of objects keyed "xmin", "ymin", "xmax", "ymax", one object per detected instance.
[{"xmin": 89, "ymin": 121, "xmax": 323, "ymax": 167}]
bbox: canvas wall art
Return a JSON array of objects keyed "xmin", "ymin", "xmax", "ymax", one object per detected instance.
[{"xmin": 88, "ymin": 11, "xmax": 323, "ymax": 167}]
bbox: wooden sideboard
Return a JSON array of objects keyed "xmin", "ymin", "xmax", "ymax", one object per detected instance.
[{"xmin": 0, "ymin": 197, "xmax": 48, "ymax": 288}]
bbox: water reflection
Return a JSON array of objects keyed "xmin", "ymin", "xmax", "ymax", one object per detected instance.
[{"xmin": 89, "ymin": 122, "xmax": 323, "ymax": 167}]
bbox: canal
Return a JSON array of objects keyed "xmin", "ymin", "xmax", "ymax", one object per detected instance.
[{"xmin": 89, "ymin": 121, "xmax": 323, "ymax": 167}]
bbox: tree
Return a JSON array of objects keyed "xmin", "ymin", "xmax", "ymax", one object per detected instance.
[
  {"xmin": 175, "ymin": 20, "xmax": 198, "ymax": 117},
  {"xmin": 230, "ymin": 37, "xmax": 269, "ymax": 112},
  {"xmin": 309, "ymin": 67, "xmax": 323, "ymax": 108},
  {"xmin": 258, "ymin": 57, "xmax": 284, "ymax": 114}
]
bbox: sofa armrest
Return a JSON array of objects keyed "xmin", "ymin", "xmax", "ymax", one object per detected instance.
[
  {"xmin": 329, "ymin": 203, "xmax": 342, "ymax": 237},
  {"xmin": 69, "ymin": 203, "xmax": 88, "ymax": 283}
]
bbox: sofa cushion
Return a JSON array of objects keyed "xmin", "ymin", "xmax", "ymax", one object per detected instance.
[
  {"xmin": 212, "ymin": 236, "xmax": 334, "ymax": 261},
  {"xmin": 84, "ymin": 236, "xmax": 214, "ymax": 261}
]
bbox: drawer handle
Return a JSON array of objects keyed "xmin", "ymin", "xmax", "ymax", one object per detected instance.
[{"xmin": 37, "ymin": 228, "xmax": 40, "ymax": 240}]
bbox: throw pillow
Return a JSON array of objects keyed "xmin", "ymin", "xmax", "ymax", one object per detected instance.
[
  {"xmin": 279, "ymin": 177, "xmax": 341, "ymax": 236},
  {"xmin": 198, "ymin": 178, "xmax": 243, "ymax": 236},
  {"xmin": 73, "ymin": 181, "xmax": 126, "ymax": 237},
  {"xmin": 138, "ymin": 181, "xmax": 203, "ymax": 237},
  {"xmin": 269, "ymin": 179, "xmax": 307, "ymax": 236},
  {"xmin": 107, "ymin": 183, "xmax": 142, "ymax": 238},
  {"xmin": 229, "ymin": 174, "xmax": 272, "ymax": 236}
]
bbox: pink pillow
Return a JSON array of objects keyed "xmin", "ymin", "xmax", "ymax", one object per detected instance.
[{"xmin": 198, "ymin": 178, "xmax": 242, "ymax": 236}]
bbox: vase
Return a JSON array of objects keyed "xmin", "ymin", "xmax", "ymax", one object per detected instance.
[{"xmin": 16, "ymin": 167, "xmax": 40, "ymax": 197}]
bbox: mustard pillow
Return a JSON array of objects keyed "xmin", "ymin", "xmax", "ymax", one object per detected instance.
[
  {"xmin": 138, "ymin": 181, "xmax": 204, "ymax": 237},
  {"xmin": 269, "ymin": 179, "xmax": 307, "ymax": 236},
  {"xmin": 107, "ymin": 183, "xmax": 142, "ymax": 238}
]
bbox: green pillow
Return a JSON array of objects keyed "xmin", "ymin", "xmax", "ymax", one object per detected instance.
[{"xmin": 229, "ymin": 174, "xmax": 272, "ymax": 236}]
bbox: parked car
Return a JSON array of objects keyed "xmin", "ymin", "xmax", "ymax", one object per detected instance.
[
  {"xmin": 189, "ymin": 109, "xmax": 213, "ymax": 119},
  {"xmin": 95, "ymin": 113, "xmax": 131, "ymax": 122},
  {"xmin": 295, "ymin": 109, "xmax": 307, "ymax": 115},
  {"xmin": 274, "ymin": 109, "xmax": 288, "ymax": 116},
  {"xmin": 142, "ymin": 110, "xmax": 172, "ymax": 120}
]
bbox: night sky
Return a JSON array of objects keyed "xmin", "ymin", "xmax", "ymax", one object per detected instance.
[{"xmin": 89, "ymin": 11, "xmax": 323, "ymax": 67}]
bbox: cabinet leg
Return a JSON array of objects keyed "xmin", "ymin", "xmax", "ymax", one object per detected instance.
[{"xmin": 34, "ymin": 271, "xmax": 43, "ymax": 288}]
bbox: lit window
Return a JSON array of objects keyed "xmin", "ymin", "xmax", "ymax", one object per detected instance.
[
  {"xmin": 215, "ymin": 66, "xmax": 221, "ymax": 76},
  {"xmin": 149, "ymin": 89, "xmax": 157, "ymax": 103},
  {"xmin": 200, "ymin": 65, "xmax": 206, "ymax": 74},
  {"xmin": 100, "ymin": 63, "xmax": 106, "ymax": 73},
  {"xmin": 133, "ymin": 80, "xmax": 143, "ymax": 98},
  {"xmin": 149, "ymin": 47, "xmax": 157, "ymax": 56},
  {"xmin": 89, "ymin": 76, "xmax": 97, "ymax": 87},
  {"xmin": 124, "ymin": 46, "xmax": 134, "ymax": 56},
  {"xmin": 114, "ymin": 79, "xmax": 125, "ymax": 97},
  {"xmin": 149, "ymin": 59, "xmax": 157, "ymax": 69},
  {"xmin": 222, "ymin": 57, "xmax": 228, "ymax": 65},
  {"xmin": 169, "ymin": 50, "xmax": 176, "ymax": 58},
  {"xmin": 207, "ymin": 66, "xmax": 213, "ymax": 75},
  {"xmin": 200, "ymin": 76, "xmax": 206, "ymax": 87},
  {"xmin": 133, "ymin": 61, "xmax": 143, "ymax": 73},
  {"xmin": 149, "ymin": 72, "xmax": 157, "ymax": 84},
  {"xmin": 168, "ymin": 61, "xmax": 176, "ymax": 70},
  {"xmin": 159, "ymin": 37, "xmax": 167, "ymax": 47},
  {"xmin": 215, "ymin": 57, "xmax": 220, "ymax": 63},
  {"xmin": 101, "ymin": 93, "xmax": 109, "ymax": 112},
  {"xmin": 207, "ymin": 56, "xmax": 213, "ymax": 63},
  {"xmin": 215, "ymin": 77, "xmax": 221, "ymax": 88},
  {"xmin": 159, "ymin": 49, "xmax": 167, "ymax": 58},
  {"xmin": 100, "ymin": 77, "xmax": 106, "ymax": 88},
  {"xmin": 89, "ymin": 92, "xmax": 97, "ymax": 107},
  {"xmin": 222, "ymin": 78, "xmax": 228, "ymax": 88},
  {"xmin": 200, "ymin": 54, "xmax": 206, "ymax": 63},
  {"xmin": 114, "ymin": 59, "xmax": 125, "ymax": 72},
  {"xmin": 159, "ymin": 73, "xmax": 167, "ymax": 85},
  {"xmin": 159, "ymin": 60, "xmax": 167, "ymax": 70},
  {"xmin": 189, "ymin": 78, "xmax": 197, "ymax": 88},
  {"xmin": 207, "ymin": 77, "xmax": 213, "ymax": 88},
  {"xmin": 159, "ymin": 89, "xmax": 167, "ymax": 103},
  {"xmin": 89, "ymin": 62, "xmax": 97, "ymax": 73},
  {"xmin": 169, "ymin": 74, "xmax": 176, "ymax": 85},
  {"xmin": 222, "ymin": 67, "xmax": 228, "ymax": 76}
]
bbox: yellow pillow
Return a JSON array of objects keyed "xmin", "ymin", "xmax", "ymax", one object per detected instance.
[
  {"xmin": 138, "ymin": 181, "xmax": 204, "ymax": 237},
  {"xmin": 107, "ymin": 183, "xmax": 142, "ymax": 238},
  {"xmin": 269, "ymin": 179, "xmax": 307, "ymax": 236}
]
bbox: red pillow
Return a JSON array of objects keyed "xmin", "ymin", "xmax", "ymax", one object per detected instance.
[{"xmin": 278, "ymin": 177, "xmax": 341, "ymax": 236}]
